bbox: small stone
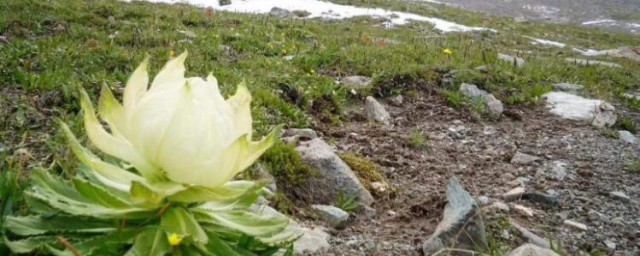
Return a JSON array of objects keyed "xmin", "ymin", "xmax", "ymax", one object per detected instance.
[
  {"xmin": 511, "ymin": 152, "xmax": 540, "ymax": 165},
  {"xmin": 448, "ymin": 125, "xmax": 470, "ymax": 139},
  {"xmin": 513, "ymin": 204, "xmax": 535, "ymax": 217},
  {"xmin": 563, "ymin": 220, "xmax": 588, "ymax": 231},
  {"xmin": 219, "ymin": 44, "xmax": 231, "ymax": 55},
  {"xmin": 604, "ymin": 240, "xmax": 616, "ymax": 250},
  {"xmin": 283, "ymin": 55, "xmax": 294, "ymax": 61},
  {"xmin": 388, "ymin": 95, "xmax": 404, "ymax": 106},
  {"xmin": 282, "ymin": 128, "xmax": 318, "ymax": 141},
  {"xmin": 565, "ymin": 58, "xmax": 621, "ymax": 68},
  {"xmin": 498, "ymin": 53, "xmax": 525, "ymax": 67},
  {"xmin": 609, "ymin": 191, "xmax": 630, "ymax": 201},
  {"xmin": 477, "ymin": 196, "xmax": 490, "ymax": 205},
  {"xmin": 460, "ymin": 83, "xmax": 488, "ymax": 99},
  {"xmin": 387, "ymin": 210, "xmax": 397, "ymax": 216},
  {"xmin": 339, "ymin": 76, "xmax": 372, "ymax": 89},
  {"xmin": 218, "ymin": 0, "xmax": 231, "ymax": 6},
  {"xmin": 522, "ymin": 191, "xmax": 559, "ymax": 205},
  {"xmin": 552, "ymin": 83, "xmax": 584, "ymax": 93},
  {"xmin": 492, "ymin": 201, "xmax": 510, "ymax": 212},
  {"xmin": 475, "ymin": 65, "xmax": 489, "ymax": 73},
  {"xmin": 484, "ymin": 94, "xmax": 504, "ymax": 119},
  {"xmin": 507, "ymin": 243, "xmax": 559, "ymax": 256},
  {"xmin": 364, "ymin": 96, "xmax": 392, "ymax": 126},
  {"xmin": 311, "ymin": 204, "xmax": 350, "ymax": 229},
  {"xmin": 503, "ymin": 187, "xmax": 525, "ymax": 202},
  {"xmin": 370, "ymin": 181, "xmax": 389, "ymax": 193},
  {"xmin": 618, "ymin": 130, "xmax": 637, "ymax": 144},
  {"xmin": 177, "ymin": 30, "xmax": 196, "ymax": 38}
]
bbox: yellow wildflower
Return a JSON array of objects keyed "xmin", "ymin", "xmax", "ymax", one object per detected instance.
[
  {"xmin": 169, "ymin": 49, "xmax": 176, "ymax": 57},
  {"xmin": 443, "ymin": 48, "xmax": 453, "ymax": 55},
  {"xmin": 168, "ymin": 233, "xmax": 183, "ymax": 246}
]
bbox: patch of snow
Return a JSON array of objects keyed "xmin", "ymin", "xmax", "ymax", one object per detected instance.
[
  {"xmin": 573, "ymin": 48, "xmax": 601, "ymax": 56},
  {"xmin": 542, "ymin": 92, "xmax": 604, "ymax": 121},
  {"xmin": 582, "ymin": 19, "xmax": 616, "ymax": 25},
  {"xmin": 129, "ymin": 0, "xmax": 493, "ymax": 32},
  {"xmin": 524, "ymin": 36, "xmax": 566, "ymax": 47}
]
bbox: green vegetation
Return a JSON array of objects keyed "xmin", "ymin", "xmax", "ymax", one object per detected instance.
[
  {"xmin": 339, "ymin": 153, "xmax": 387, "ymax": 193},
  {"xmin": 408, "ymin": 128, "xmax": 429, "ymax": 149},
  {"xmin": 260, "ymin": 141, "xmax": 315, "ymax": 185},
  {"xmin": 334, "ymin": 191, "xmax": 359, "ymax": 213},
  {"xmin": 616, "ymin": 116, "xmax": 637, "ymax": 133},
  {"xmin": 624, "ymin": 159, "xmax": 640, "ymax": 173}
]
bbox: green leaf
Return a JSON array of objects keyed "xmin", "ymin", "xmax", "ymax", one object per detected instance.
[
  {"xmin": 168, "ymin": 180, "xmax": 266, "ymax": 205},
  {"xmin": 193, "ymin": 210, "xmax": 288, "ymax": 238},
  {"xmin": 161, "ymin": 207, "xmax": 209, "ymax": 245},
  {"xmin": 72, "ymin": 177, "xmax": 132, "ymax": 208},
  {"xmin": 73, "ymin": 230, "xmax": 137, "ymax": 256},
  {"xmin": 3, "ymin": 236, "xmax": 58, "ymax": 254},
  {"xmin": 127, "ymin": 227, "xmax": 171, "ymax": 256},
  {"xmin": 130, "ymin": 181, "xmax": 165, "ymax": 206},
  {"xmin": 205, "ymin": 236, "xmax": 245, "ymax": 256},
  {"xmin": 4, "ymin": 215, "xmax": 117, "ymax": 236}
]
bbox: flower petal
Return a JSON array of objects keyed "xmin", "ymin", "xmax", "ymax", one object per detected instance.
[
  {"xmin": 123, "ymin": 57, "xmax": 149, "ymax": 113},
  {"xmin": 150, "ymin": 51, "xmax": 187, "ymax": 91},
  {"xmin": 226, "ymin": 81, "xmax": 252, "ymax": 138},
  {"xmin": 79, "ymin": 89, "xmax": 159, "ymax": 181},
  {"xmin": 233, "ymin": 125, "xmax": 283, "ymax": 179},
  {"xmin": 98, "ymin": 84, "xmax": 126, "ymax": 138}
]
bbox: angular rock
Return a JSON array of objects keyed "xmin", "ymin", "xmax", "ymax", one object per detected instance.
[
  {"xmin": 269, "ymin": 7, "xmax": 294, "ymax": 18},
  {"xmin": 513, "ymin": 204, "xmax": 535, "ymax": 217},
  {"xmin": 498, "ymin": 53, "xmax": 525, "ymax": 67},
  {"xmin": 552, "ymin": 83, "xmax": 583, "ymax": 93},
  {"xmin": 339, "ymin": 76, "xmax": 372, "ymax": 90},
  {"xmin": 579, "ymin": 47, "xmax": 640, "ymax": 62},
  {"xmin": 422, "ymin": 178, "xmax": 488, "ymax": 255},
  {"xmin": 252, "ymin": 164, "xmax": 277, "ymax": 192},
  {"xmin": 508, "ymin": 243, "xmax": 559, "ymax": 256},
  {"xmin": 388, "ymin": 94, "xmax": 404, "ymax": 106},
  {"xmin": 563, "ymin": 220, "xmax": 588, "ymax": 231},
  {"xmin": 311, "ymin": 204, "xmax": 349, "ymax": 229},
  {"xmin": 510, "ymin": 221, "xmax": 551, "ymax": 249},
  {"xmin": 477, "ymin": 196, "xmax": 490, "ymax": 205},
  {"xmin": 522, "ymin": 191, "xmax": 559, "ymax": 205},
  {"xmin": 511, "ymin": 152, "xmax": 540, "ymax": 165},
  {"xmin": 565, "ymin": 58, "xmax": 621, "ymax": 68},
  {"xmin": 364, "ymin": 96, "xmax": 392, "ymax": 126},
  {"xmin": 459, "ymin": 83, "xmax": 504, "ymax": 118},
  {"xmin": 282, "ymin": 128, "xmax": 318, "ymax": 144},
  {"xmin": 618, "ymin": 130, "xmax": 637, "ymax": 144},
  {"xmin": 543, "ymin": 92, "xmax": 616, "ymax": 127},
  {"xmin": 502, "ymin": 187, "xmax": 525, "ymax": 202},
  {"xmin": 492, "ymin": 201, "xmax": 510, "ymax": 212},
  {"xmin": 539, "ymin": 160, "xmax": 572, "ymax": 181},
  {"xmin": 609, "ymin": 191, "xmax": 630, "ymax": 201},
  {"xmin": 296, "ymin": 138, "xmax": 374, "ymax": 205}
]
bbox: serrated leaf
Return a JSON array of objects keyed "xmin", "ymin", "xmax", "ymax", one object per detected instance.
[
  {"xmin": 168, "ymin": 180, "xmax": 266, "ymax": 205},
  {"xmin": 3, "ymin": 236, "xmax": 58, "ymax": 254},
  {"xmin": 72, "ymin": 177, "xmax": 132, "ymax": 208},
  {"xmin": 161, "ymin": 207, "xmax": 208, "ymax": 245},
  {"xmin": 4, "ymin": 215, "xmax": 116, "ymax": 236},
  {"xmin": 205, "ymin": 236, "xmax": 245, "ymax": 256},
  {"xmin": 193, "ymin": 210, "xmax": 288, "ymax": 239},
  {"xmin": 73, "ymin": 230, "xmax": 137, "ymax": 256},
  {"xmin": 127, "ymin": 227, "xmax": 171, "ymax": 256}
]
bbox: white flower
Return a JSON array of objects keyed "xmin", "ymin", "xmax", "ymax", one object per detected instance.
[{"xmin": 67, "ymin": 52, "xmax": 278, "ymax": 190}]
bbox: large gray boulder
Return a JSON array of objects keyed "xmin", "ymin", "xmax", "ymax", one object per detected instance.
[
  {"xmin": 422, "ymin": 178, "xmax": 488, "ymax": 255},
  {"xmin": 296, "ymin": 138, "xmax": 374, "ymax": 205},
  {"xmin": 543, "ymin": 92, "xmax": 616, "ymax": 128},
  {"xmin": 508, "ymin": 244, "xmax": 559, "ymax": 256}
]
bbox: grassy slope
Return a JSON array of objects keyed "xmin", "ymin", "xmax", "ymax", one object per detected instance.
[{"xmin": 1, "ymin": 0, "xmax": 640, "ymax": 235}]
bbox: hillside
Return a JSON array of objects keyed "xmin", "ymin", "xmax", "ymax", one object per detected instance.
[{"xmin": 1, "ymin": 0, "xmax": 640, "ymax": 255}]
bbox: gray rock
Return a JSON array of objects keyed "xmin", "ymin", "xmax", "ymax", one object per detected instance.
[
  {"xmin": 508, "ymin": 243, "xmax": 559, "ymax": 256},
  {"xmin": 389, "ymin": 94, "xmax": 404, "ymax": 106},
  {"xmin": 609, "ymin": 191, "xmax": 630, "ymax": 201},
  {"xmin": 177, "ymin": 30, "xmax": 196, "ymax": 38},
  {"xmin": 511, "ymin": 152, "xmax": 541, "ymax": 165},
  {"xmin": 422, "ymin": 178, "xmax": 488, "ymax": 255},
  {"xmin": 448, "ymin": 125, "xmax": 470, "ymax": 139},
  {"xmin": 219, "ymin": 44, "xmax": 231, "ymax": 55},
  {"xmin": 270, "ymin": 7, "xmax": 293, "ymax": 18},
  {"xmin": 543, "ymin": 92, "xmax": 617, "ymax": 127},
  {"xmin": 510, "ymin": 221, "xmax": 552, "ymax": 249},
  {"xmin": 503, "ymin": 187, "xmax": 525, "ymax": 202},
  {"xmin": 459, "ymin": 83, "xmax": 503, "ymax": 118},
  {"xmin": 364, "ymin": 96, "xmax": 392, "ymax": 126},
  {"xmin": 579, "ymin": 47, "xmax": 640, "ymax": 62},
  {"xmin": 252, "ymin": 164, "xmax": 277, "ymax": 192},
  {"xmin": 552, "ymin": 83, "xmax": 584, "ymax": 93},
  {"xmin": 513, "ymin": 204, "xmax": 535, "ymax": 217},
  {"xmin": 492, "ymin": 201, "xmax": 510, "ymax": 212},
  {"xmin": 311, "ymin": 204, "xmax": 349, "ymax": 229},
  {"xmin": 282, "ymin": 128, "xmax": 318, "ymax": 143},
  {"xmin": 565, "ymin": 58, "xmax": 621, "ymax": 68},
  {"xmin": 522, "ymin": 191, "xmax": 559, "ymax": 205},
  {"xmin": 477, "ymin": 196, "xmax": 490, "ymax": 205},
  {"xmin": 498, "ymin": 53, "xmax": 525, "ymax": 67},
  {"xmin": 604, "ymin": 240, "xmax": 617, "ymax": 251},
  {"xmin": 218, "ymin": 0, "xmax": 231, "ymax": 6},
  {"xmin": 538, "ymin": 160, "xmax": 573, "ymax": 181},
  {"xmin": 618, "ymin": 130, "xmax": 637, "ymax": 144},
  {"xmin": 460, "ymin": 83, "xmax": 489, "ymax": 99},
  {"xmin": 339, "ymin": 76, "xmax": 372, "ymax": 90},
  {"xmin": 475, "ymin": 65, "xmax": 489, "ymax": 73},
  {"xmin": 296, "ymin": 138, "xmax": 374, "ymax": 205}
]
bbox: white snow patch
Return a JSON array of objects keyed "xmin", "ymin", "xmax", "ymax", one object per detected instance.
[
  {"xmin": 543, "ymin": 92, "xmax": 604, "ymax": 121},
  {"xmin": 524, "ymin": 36, "xmax": 566, "ymax": 47},
  {"xmin": 573, "ymin": 48, "xmax": 601, "ymax": 56},
  {"xmin": 128, "ymin": 0, "xmax": 493, "ymax": 32},
  {"xmin": 582, "ymin": 19, "xmax": 616, "ymax": 25}
]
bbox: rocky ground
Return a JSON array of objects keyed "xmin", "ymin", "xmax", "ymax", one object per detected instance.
[
  {"xmin": 422, "ymin": 0, "xmax": 640, "ymax": 34},
  {"xmin": 278, "ymin": 71, "xmax": 640, "ymax": 255}
]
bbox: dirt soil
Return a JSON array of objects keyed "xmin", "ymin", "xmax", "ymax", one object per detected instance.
[{"xmin": 310, "ymin": 90, "xmax": 640, "ymax": 255}]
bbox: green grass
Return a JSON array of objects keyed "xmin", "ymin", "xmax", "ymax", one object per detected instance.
[{"xmin": 2, "ymin": 0, "xmax": 640, "ymax": 248}]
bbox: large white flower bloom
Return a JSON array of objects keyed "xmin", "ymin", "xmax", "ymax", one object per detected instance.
[{"xmin": 68, "ymin": 52, "xmax": 277, "ymax": 190}]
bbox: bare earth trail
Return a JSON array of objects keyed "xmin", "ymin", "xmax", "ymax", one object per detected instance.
[
  {"xmin": 419, "ymin": 0, "xmax": 640, "ymax": 34},
  {"xmin": 312, "ymin": 91, "xmax": 640, "ymax": 255}
]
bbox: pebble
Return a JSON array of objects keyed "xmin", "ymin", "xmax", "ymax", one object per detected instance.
[
  {"xmin": 609, "ymin": 191, "xmax": 630, "ymax": 201},
  {"xmin": 604, "ymin": 240, "xmax": 616, "ymax": 250},
  {"xmin": 513, "ymin": 204, "xmax": 535, "ymax": 217},
  {"xmin": 502, "ymin": 187, "xmax": 525, "ymax": 201},
  {"xmin": 563, "ymin": 220, "xmax": 588, "ymax": 231},
  {"xmin": 492, "ymin": 201, "xmax": 510, "ymax": 212}
]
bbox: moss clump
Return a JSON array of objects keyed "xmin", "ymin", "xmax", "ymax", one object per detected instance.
[
  {"xmin": 339, "ymin": 153, "xmax": 386, "ymax": 193},
  {"xmin": 260, "ymin": 140, "xmax": 314, "ymax": 185}
]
